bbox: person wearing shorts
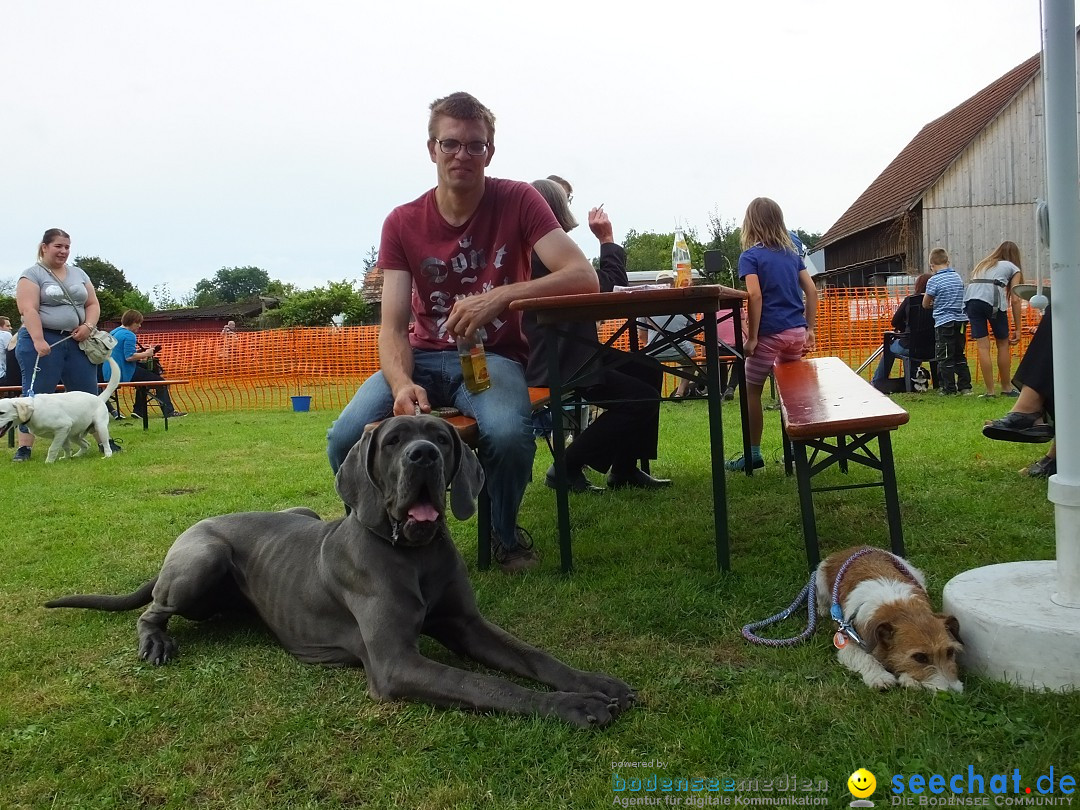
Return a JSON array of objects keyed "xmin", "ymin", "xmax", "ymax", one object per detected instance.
[
  {"xmin": 963, "ymin": 240, "xmax": 1023, "ymax": 397},
  {"xmin": 728, "ymin": 198, "xmax": 818, "ymax": 472}
]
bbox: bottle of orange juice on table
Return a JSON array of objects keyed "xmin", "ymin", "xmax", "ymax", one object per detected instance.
[
  {"xmin": 672, "ymin": 227, "xmax": 692, "ymax": 288},
  {"xmin": 457, "ymin": 332, "xmax": 491, "ymax": 393}
]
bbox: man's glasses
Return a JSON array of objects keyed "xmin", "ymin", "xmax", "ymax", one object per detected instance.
[{"xmin": 434, "ymin": 138, "xmax": 489, "ymax": 156}]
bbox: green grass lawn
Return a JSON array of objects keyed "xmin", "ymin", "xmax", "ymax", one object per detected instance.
[{"xmin": 1, "ymin": 394, "xmax": 1075, "ymax": 809}]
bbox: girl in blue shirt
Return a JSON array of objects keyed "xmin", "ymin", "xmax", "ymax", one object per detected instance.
[{"xmin": 729, "ymin": 198, "xmax": 818, "ymax": 472}]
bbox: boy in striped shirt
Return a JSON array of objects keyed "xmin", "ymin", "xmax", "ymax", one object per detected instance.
[{"xmin": 922, "ymin": 247, "xmax": 972, "ymax": 395}]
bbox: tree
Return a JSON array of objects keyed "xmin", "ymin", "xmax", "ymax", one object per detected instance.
[
  {"xmin": 792, "ymin": 229, "xmax": 821, "ymax": 252},
  {"xmin": 94, "ymin": 289, "xmax": 124, "ymax": 322},
  {"xmin": 193, "ymin": 266, "xmax": 271, "ymax": 304},
  {"xmin": 362, "ymin": 245, "xmax": 378, "ymax": 273},
  {"xmin": 622, "ymin": 228, "xmax": 704, "ymax": 275},
  {"xmin": 701, "ymin": 212, "xmax": 742, "ymax": 287},
  {"xmin": 121, "ymin": 288, "xmax": 154, "ymax": 314},
  {"xmin": 0, "ymin": 293, "xmax": 16, "ymax": 328},
  {"xmin": 151, "ymin": 284, "xmax": 187, "ymax": 310},
  {"xmin": 275, "ymin": 281, "xmax": 370, "ymax": 327},
  {"xmin": 75, "ymin": 256, "xmax": 134, "ymax": 297},
  {"xmin": 265, "ymin": 279, "xmax": 299, "ymax": 299},
  {"xmin": 76, "ymin": 256, "xmax": 132, "ymax": 321}
]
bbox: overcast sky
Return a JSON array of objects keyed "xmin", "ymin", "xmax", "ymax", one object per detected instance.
[{"xmin": 0, "ymin": 1, "xmax": 1065, "ymax": 300}]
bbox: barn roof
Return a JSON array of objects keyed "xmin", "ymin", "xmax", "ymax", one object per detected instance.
[
  {"xmin": 141, "ymin": 297, "xmax": 278, "ymax": 322},
  {"xmin": 816, "ymin": 51, "xmax": 1041, "ymax": 249}
]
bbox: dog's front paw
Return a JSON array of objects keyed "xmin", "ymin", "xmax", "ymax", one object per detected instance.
[
  {"xmin": 139, "ymin": 630, "xmax": 178, "ymax": 666},
  {"xmin": 551, "ymin": 690, "xmax": 629, "ymax": 729},
  {"xmin": 863, "ymin": 670, "xmax": 898, "ymax": 690},
  {"xmin": 578, "ymin": 672, "xmax": 636, "ymax": 710}
]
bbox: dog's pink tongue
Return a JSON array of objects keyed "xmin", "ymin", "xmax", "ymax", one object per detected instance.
[{"xmin": 407, "ymin": 503, "xmax": 439, "ymax": 522}]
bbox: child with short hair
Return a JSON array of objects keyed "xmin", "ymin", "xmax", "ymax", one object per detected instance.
[
  {"xmin": 727, "ymin": 197, "xmax": 818, "ymax": 472},
  {"xmin": 922, "ymin": 248, "xmax": 972, "ymax": 395}
]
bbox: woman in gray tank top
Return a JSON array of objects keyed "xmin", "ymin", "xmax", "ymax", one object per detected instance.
[
  {"xmin": 11, "ymin": 228, "xmax": 104, "ymax": 462},
  {"xmin": 963, "ymin": 240, "xmax": 1023, "ymax": 397}
]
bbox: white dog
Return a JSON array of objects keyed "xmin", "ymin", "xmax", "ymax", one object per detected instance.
[
  {"xmin": 815, "ymin": 546, "xmax": 963, "ymax": 692},
  {"xmin": 0, "ymin": 357, "xmax": 122, "ymax": 462}
]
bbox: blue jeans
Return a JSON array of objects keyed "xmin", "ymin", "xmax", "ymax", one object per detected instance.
[
  {"xmin": 871, "ymin": 336, "xmax": 913, "ymax": 387},
  {"xmin": 14, "ymin": 327, "xmax": 98, "ymax": 395},
  {"xmin": 327, "ymin": 349, "xmax": 536, "ymax": 550}
]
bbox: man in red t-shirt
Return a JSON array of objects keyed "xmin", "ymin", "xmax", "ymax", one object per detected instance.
[{"xmin": 327, "ymin": 92, "xmax": 598, "ymax": 573}]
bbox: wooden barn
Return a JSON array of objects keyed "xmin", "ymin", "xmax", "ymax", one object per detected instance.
[
  {"xmin": 120, "ymin": 298, "xmax": 278, "ymax": 334},
  {"xmin": 814, "ymin": 37, "xmax": 1072, "ymax": 287}
]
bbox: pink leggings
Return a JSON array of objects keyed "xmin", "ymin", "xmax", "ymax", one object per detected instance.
[{"xmin": 744, "ymin": 327, "xmax": 807, "ymax": 386}]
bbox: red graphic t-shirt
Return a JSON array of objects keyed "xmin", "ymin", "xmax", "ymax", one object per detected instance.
[{"xmin": 378, "ymin": 177, "xmax": 560, "ymax": 366}]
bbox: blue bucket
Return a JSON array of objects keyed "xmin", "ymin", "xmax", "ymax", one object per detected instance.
[{"xmin": 291, "ymin": 395, "xmax": 312, "ymax": 412}]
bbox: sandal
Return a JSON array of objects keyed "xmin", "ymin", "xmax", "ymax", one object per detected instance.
[
  {"xmin": 982, "ymin": 411, "xmax": 1055, "ymax": 444},
  {"xmin": 1020, "ymin": 455, "xmax": 1056, "ymax": 478}
]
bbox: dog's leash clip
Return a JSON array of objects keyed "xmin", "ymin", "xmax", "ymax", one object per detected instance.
[{"xmin": 830, "ymin": 604, "xmax": 867, "ymax": 650}]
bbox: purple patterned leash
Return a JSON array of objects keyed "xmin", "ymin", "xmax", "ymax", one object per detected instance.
[
  {"xmin": 742, "ymin": 547, "xmax": 924, "ymax": 648},
  {"xmin": 741, "ymin": 577, "xmax": 818, "ymax": 647}
]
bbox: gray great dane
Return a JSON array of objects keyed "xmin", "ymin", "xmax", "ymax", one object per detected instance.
[{"xmin": 46, "ymin": 415, "xmax": 634, "ymax": 727}]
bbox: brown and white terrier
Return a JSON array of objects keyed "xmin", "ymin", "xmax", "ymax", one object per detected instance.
[{"xmin": 814, "ymin": 546, "xmax": 964, "ymax": 692}]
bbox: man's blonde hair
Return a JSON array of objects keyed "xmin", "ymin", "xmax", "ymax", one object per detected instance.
[{"xmin": 428, "ymin": 92, "xmax": 496, "ymax": 143}]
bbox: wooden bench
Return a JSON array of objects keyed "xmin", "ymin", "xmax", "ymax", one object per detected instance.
[
  {"xmin": 1, "ymin": 380, "xmax": 189, "ymax": 447},
  {"xmin": 773, "ymin": 357, "xmax": 909, "ymax": 570},
  {"xmin": 102, "ymin": 379, "xmax": 190, "ymax": 431}
]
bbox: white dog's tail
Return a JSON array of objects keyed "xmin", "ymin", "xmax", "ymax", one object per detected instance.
[{"xmin": 100, "ymin": 357, "xmax": 122, "ymax": 401}]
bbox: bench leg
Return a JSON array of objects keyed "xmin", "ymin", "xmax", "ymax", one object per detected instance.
[
  {"xmin": 879, "ymin": 431, "xmax": 905, "ymax": 558},
  {"xmin": 476, "ymin": 485, "xmax": 492, "ymax": 570},
  {"xmin": 782, "ymin": 422, "xmax": 793, "ymax": 476},
  {"xmin": 792, "ymin": 441, "xmax": 820, "ymax": 570},
  {"xmin": 146, "ymin": 390, "xmax": 169, "ymax": 431}
]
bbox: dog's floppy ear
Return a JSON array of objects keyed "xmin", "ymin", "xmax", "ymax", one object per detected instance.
[
  {"xmin": 939, "ymin": 613, "xmax": 963, "ymax": 645},
  {"xmin": 862, "ymin": 619, "xmax": 895, "ymax": 654},
  {"xmin": 448, "ymin": 426, "xmax": 485, "ymax": 521},
  {"xmin": 14, "ymin": 399, "xmax": 34, "ymax": 424},
  {"xmin": 335, "ymin": 423, "xmax": 388, "ymax": 529}
]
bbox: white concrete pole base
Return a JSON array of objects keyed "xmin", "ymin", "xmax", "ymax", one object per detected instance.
[{"xmin": 943, "ymin": 561, "xmax": 1080, "ymax": 690}]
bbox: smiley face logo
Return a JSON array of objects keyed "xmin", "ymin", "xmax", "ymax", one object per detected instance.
[{"xmin": 848, "ymin": 768, "xmax": 876, "ymax": 799}]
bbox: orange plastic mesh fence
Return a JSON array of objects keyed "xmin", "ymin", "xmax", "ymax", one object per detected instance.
[{"xmin": 138, "ymin": 290, "xmax": 1042, "ymax": 413}]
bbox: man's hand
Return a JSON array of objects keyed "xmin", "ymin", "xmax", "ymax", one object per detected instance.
[
  {"xmin": 392, "ymin": 383, "xmax": 431, "ymax": 416},
  {"xmin": 802, "ymin": 327, "xmax": 817, "ymax": 355},
  {"xmin": 744, "ymin": 336, "xmax": 758, "ymax": 357},
  {"xmin": 588, "ymin": 207, "xmax": 614, "ymax": 244},
  {"xmin": 444, "ymin": 288, "xmax": 510, "ymax": 339}
]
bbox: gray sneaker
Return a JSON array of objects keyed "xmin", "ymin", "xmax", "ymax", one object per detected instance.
[{"xmin": 492, "ymin": 526, "xmax": 539, "ymax": 573}]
